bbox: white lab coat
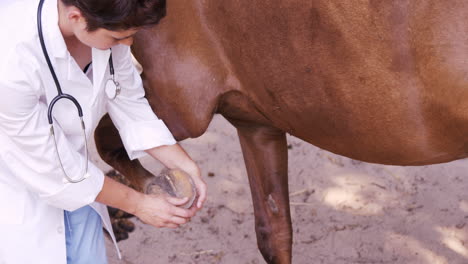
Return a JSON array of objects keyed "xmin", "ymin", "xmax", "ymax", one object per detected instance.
[{"xmin": 0, "ymin": 1, "xmax": 177, "ymax": 263}]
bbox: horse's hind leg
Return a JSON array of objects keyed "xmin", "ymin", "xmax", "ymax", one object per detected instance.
[{"xmin": 233, "ymin": 121, "xmax": 292, "ymax": 264}]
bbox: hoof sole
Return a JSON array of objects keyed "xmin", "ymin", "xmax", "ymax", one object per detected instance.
[{"xmin": 146, "ymin": 169, "xmax": 197, "ymax": 209}]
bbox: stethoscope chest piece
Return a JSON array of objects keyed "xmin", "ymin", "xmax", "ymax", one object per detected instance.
[{"xmin": 105, "ymin": 78, "xmax": 121, "ymax": 100}]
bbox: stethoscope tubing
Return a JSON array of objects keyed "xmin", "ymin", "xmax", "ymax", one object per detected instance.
[
  {"xmin": 37, "ymin": 0, "xmax": 88, "ymax": 183},
  {"xmin": 37, "ymin": 0, "xmax": 119, "ymax": 184}
]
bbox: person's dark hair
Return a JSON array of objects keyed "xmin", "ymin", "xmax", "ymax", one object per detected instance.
[{"xmin": 61, "ymin": 0, "xmax": 166, "ymax": 32}]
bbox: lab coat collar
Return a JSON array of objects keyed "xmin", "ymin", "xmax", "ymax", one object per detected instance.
[
  {"xmin": 64, "ymin": 48, "xmax": 110, "ymax": 103},
  {"xmin": 41, "ymin": 0, "xmax": 68, "ymax": 59},
  {"xmin": 92, "ymin": 48, "xmax": 111, "ymax": 95},
  {"xmin": 41, "ymin": 0, "xmax": 111, "ymax": 102}
]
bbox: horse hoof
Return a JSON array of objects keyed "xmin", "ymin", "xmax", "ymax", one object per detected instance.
[
  {"xmin": 117, "ymin": 219, "xmax": 135, "ymax": 232},
  {"xmin": 145, "ymin": 169, "xmax": 197, "ymax": 209},
  {"xmin": 111, "ymin": 221, "xmax": 130, "ymax": 242}
]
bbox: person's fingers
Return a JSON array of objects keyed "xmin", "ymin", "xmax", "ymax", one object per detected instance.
[
  {"xmin": 137, "ymin": 195, "xmax": 191, "ymax": 229},
  {"xmin": 169, "ymin": 215, "xmax": 189, "ymax": 225},
  {"xmin": 166, "ymin": 196, "xmax": 189, "ymax": 206},
  {"xmin": 187, "ymin": 204, "xmax": 198, "ymax": 215},
  {"xmin": 197, "ymin": 193, "xmax": 206, "ymax": 209},
  {"xmin": 170, "ymin": 205, "xmax": 195, "ymax": 218},
  {"xmin": 196, "ymin": 181, "xmax": 207, "ymax": 208},
  {"xmin": 164, "ymin": 223, "xmax": 179, "ymax": 229},
  {"xmin": 150, "ymin": 214, "xmax": 188, "ymax": 228}
]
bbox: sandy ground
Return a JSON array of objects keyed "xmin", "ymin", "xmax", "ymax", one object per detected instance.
[{"xmin": 90, "ymin": 115, "xmax": 468, "ymax": 264}]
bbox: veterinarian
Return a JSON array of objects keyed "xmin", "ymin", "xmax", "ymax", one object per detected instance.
[{"xmin": 0, "ymin": 0, "xmax": 207, "ymax": 263}]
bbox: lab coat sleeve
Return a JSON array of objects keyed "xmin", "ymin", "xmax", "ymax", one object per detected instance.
[
  {"xmin": 106, "ymin": 44, "xmax": 176, "ymax": 160},
  {"xmin": 0, "ymin": 51, "xmax": 104, "ymax": 212}
]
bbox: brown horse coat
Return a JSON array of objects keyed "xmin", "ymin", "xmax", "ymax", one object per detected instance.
[{"xmin": 95, "ymin": 1, "xmax": 468, "ymax": 263}]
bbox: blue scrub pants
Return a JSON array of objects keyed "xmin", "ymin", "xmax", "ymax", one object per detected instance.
[{"xmin": 64, "ymin": 205, "xmax": 108, "ymax": 264}]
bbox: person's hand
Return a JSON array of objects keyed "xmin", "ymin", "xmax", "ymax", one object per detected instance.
[
  {"xmin": 134, "ymin": 193, "xmax": 196, "ymax": 228},
  {"xmin": 143, "ymin": 144, "xmax": 207, "ymax": 211},
  {"xmin": 185, "ymin": 165, "xmax": 207, "ymax": 210}
]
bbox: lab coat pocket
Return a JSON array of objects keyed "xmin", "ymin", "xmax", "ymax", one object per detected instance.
[{"xmin": 0, "ymin": 181, "xmax": 26, "ymax": 225}]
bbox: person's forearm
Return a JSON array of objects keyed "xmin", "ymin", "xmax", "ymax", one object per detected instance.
[
  {"xmin": 95, "ymin": 176, "xmax": 142, "ymax": 215},
  {"xmin": 145, "ymin": 144, "xmax": 198, "ymax": 173}
]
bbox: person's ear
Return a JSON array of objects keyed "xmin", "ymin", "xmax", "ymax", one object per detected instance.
[{"xmin": 67, "ymin": 7, "xmax": 86, "ymax": 29}]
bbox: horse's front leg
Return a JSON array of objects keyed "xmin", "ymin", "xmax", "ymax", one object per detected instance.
[
  {"xmin": 94, "ymin": 114, "xmax": 154, "ymax": 192},
  {"xmin": 233, "ymin": 121, "xmax": 292, "ymax": 264}
]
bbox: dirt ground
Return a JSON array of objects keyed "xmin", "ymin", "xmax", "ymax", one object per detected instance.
[{"xmin": 91, "ymin": 115, "xmax": 468, "ymax": 264}]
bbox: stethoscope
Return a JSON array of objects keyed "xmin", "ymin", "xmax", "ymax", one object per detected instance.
[{"xmin": 37, "ymin": 0, "xmax": 120, "ymax": 183}]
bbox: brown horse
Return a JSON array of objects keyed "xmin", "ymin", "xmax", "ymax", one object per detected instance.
[{"xmin": 94, "ymin": 1, "xmax": 468, "ymax": 263}]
